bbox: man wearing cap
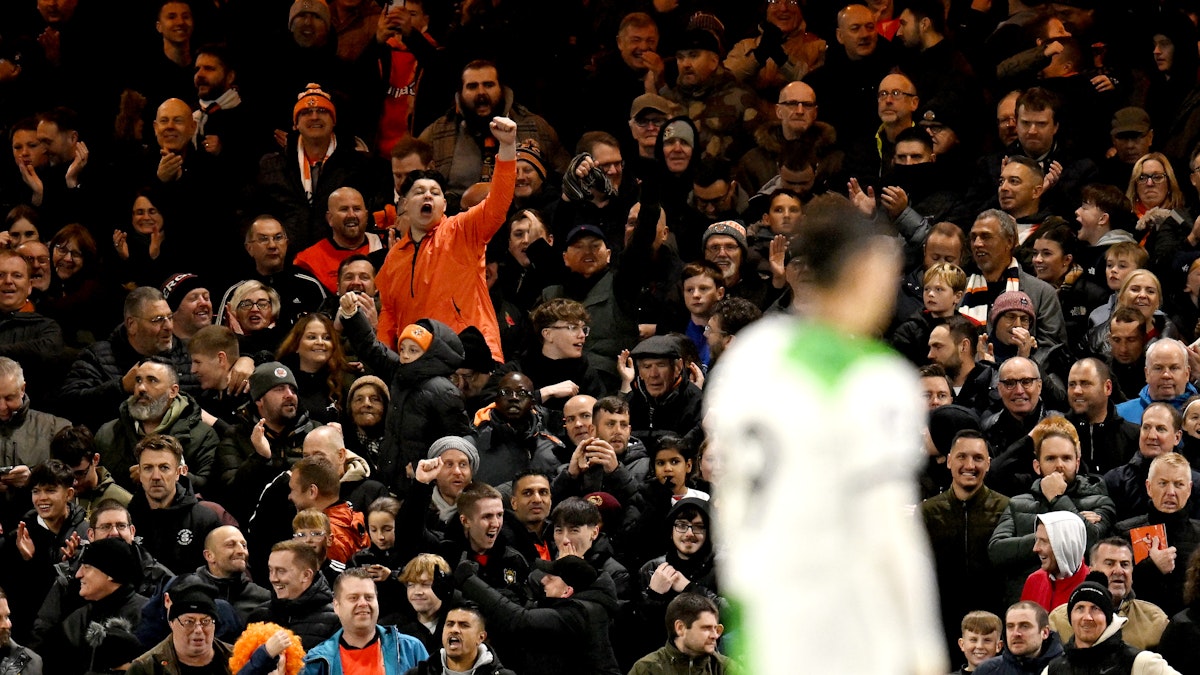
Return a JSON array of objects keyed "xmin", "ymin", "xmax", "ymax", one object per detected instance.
[
  {"xmin": 58, "ymin": 286, "xmax": 201, "ymax": 431},
  {"xmin": 1041, "ymin": 572, "xmax": 1179, "ymax": 674},
  {"xmin": 162, "ymin": 273, "xmax": 213, "ymax": 342},
  {"xmin": 302, "ymin": 568, "xmax": 429, "ymax": 675},
  {"xmin": 540, "ymin": 184, "xmax": 663, "ymax": 392},
  {"xmin": 617, "ymin": 336, "xmax": 703, "ymax": 448},
  {"xmin": 660, "ymin": 28, "xmax": 760, "ymax": 163},
  {"xmin": 401, "ymin": 436, "xmax": 480, "ymax": 543},
  {"xmin": 1100, "ymin": 108, "xmax": 1155, "ymax": 188},
  {"xmin": 418, "ymin": 60, "xmax": 568, "ymax": 208},
  {"xmin": 44, "ymin": 538, "xmax": 148, "ymax": 673},
  {"xmin": 293, "ymin": 187, "xmax": 385, "ymax": 293},
  {"xmin": 628, "ymin": 93, "xmax": 677, "ymax": 162},
  {"xmin": 95, "ymin": 356, "xmax": 219, "ymax": 493},
  {"xmin": 454, "ymin": 554, "xmax": 621, "ymax": 675},
  {"xmin": 1115, "ymin": 340, "xmax": 1197, "ymax": 425},
  {"xmin": 128, "ymin": 578, "xmax": 234, "ymax": 675},
  {"xmin": 217, "ymin": 360, "xmax": 316, "ymax": 525},
  {"xmin": 255, "ymin": 83, "xmax": 386, "ymax": 253},
  {"xmin": 701, "ymin": 221, "xmax": 774, "ymax": 310}
]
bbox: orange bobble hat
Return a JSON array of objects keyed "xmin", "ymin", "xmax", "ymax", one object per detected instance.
[
  {"xmin": 399, "ymin": 323, "xmax": 433, "ymax": 352},
  {"xmin": 293, "ymin": 83, "xmax": 337, "ymax": 125}
]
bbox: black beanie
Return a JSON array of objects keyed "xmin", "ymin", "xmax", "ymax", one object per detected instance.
[
  {"xmin": 1068, "ymin": 571, "xmax": 1114, "ymax": 625},
  {"xmin": 80, "ymin": 538, "xmax": 143, "ymax": 587}
]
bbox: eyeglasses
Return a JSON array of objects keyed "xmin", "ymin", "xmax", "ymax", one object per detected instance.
[
  {"xmin": 878, "ymin": 89, "xmax": 917, "ymax": 101},
  {"xmin": 95, "ymin": 522, "xmax": 131, "ymax": 534},
  {"xmin": 70, "ymin": 460, "xmax": 93, "ymax": 479},
  {"xmin": 767, "ymin": 0, "xmax": 801, "ymax": 5},
  {"xmin": 53, "ymin": 244, "xmax": 83, "ymax": 259},
  {"xmin": 633, "ymin": 117, "xmax": 667, "ymax": 129},
  {"xmin": 778, "ymin": 100, "xmax": 817, "ymax": 110},
  {"xmin": 703, "ymin": 325, "xmax": 727, "ymax": 337},
  {"xmin": 547, "ymin": 323, "xmax": 590, "ymax": 336},
  {"xmin": 998, "ymin": 377, "xmax": 1040, "ymax": 390},
  {"xmin": 140, "ymin": 314, "xmax": 173, "ymax": 325},
  {"xmin": 694, "ymin": 190, "xmax": 732, "ymax": 208},
  {"xmin": 175, "ymin": 617, "xmax": 215, "ymax": 630},
  {"xmin": 596, "ymin": 160, "xmax": 624, "ymax": 173},
  {"xmin": 251, "ymin": 234, "xmax": 287, "ymax": 245},
  {"xmin": 673, "ymin": 521, "xmax": 706, "ymax": 535},
  {"xmin": 997, "ymin": 116, "xmax": 1017, "ymax": 126},
  {"xmin": 498, "ymin": 387, "xmax": 534, "ymax": 400},
  {"xmin": 237, "ymin": 299, "xmax": 272, "ymax": 311},
  {"xmin": 20, "ymin": 255, "xmax": 50, "ymax": 265},
  {"xmin": 293, "ymin": 530, "xmax": 327, "ymax": 540},
  {"xmin": 1136, "ymin": 173, "xmax": 1167, "ymax": 185}
]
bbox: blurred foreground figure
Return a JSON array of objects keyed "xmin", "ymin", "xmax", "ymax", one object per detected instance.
[{"xmin": 706, "ymin": 196, "xmax": 947, "ymax": 674}]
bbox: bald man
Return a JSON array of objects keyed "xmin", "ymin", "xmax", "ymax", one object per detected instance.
[
  {"xmin": 294, "ymin": 187, "xmax": 386, "ymax": 291},
  {"xmin": 736, "ymin": 81, "xmax": 840, "ymax": 194},
  {"xmin": 199, "ymin": 525, "xmax": 271, "ymax": 621},
  {"xmin": 803, "ymin": 3, "xmax": 895, "ymax": 141}
]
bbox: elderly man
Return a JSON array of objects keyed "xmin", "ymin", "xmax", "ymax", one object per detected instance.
[
  {"xmin": 218, "ymin": 216, "xmax": 327, "ymax": 330},
  {"xmin": 0, "ymin": 357, "xmax": 71, "ymax": 522},
  {"xmin": 302, "ymin": 568, "xmax": 428, "ymax": 673},
  {"xmin": 1104, "ymin": 403, "xmax": 1200, "ymax": 522},
  {"xmin": 293, "ymin": 188, "xmax": 385, "ymax": 293},
  {"xmin": 627, "ymin": 94, "xmax": 677, "ymax": 161},
  {"xmin": 959, "ymin": 210, "xmax": 1067, "ymax": 349},
  {"xmin": 737, "ymin": 80, "xmax": 839, "ymax": 194},
  {"xmin": 95, "ymin": 357, "xmax": 219, "ymax": 493},
  {"xmin": 127, "ymin": 582, "xmax": 232, "ymax": 674},
  {"xmin": 659, "ymin": 28, "xmax": 761, "ymax": 163},
  {"xmin": 1041, "ymin": 575, "xmax": 1177, "ymax": 674},
  {"xmin": 1114, "ymin": 453, "xmax": 1200, "ymax": 617},
  {"xmin": 983, "ymin": 357, "xmax": 1064, "ymax": 458},
  {"xmin": 618, "ymin": 336, "xmax": 703, "ymax": 448},
  {"xmin": 847, "ymin": 72, "xmax": 920, "ymax": 180},
  {"xmin": 1116, "ymin": 340, "xmax": 1197, "ymax": 424},
  {"xmin": 1048, "ymin": 538, "xmax": 1169, "ymax": 651},
  {"xmin": 58, "ymin": 286, "xmax": 200, "ymax": 431}
]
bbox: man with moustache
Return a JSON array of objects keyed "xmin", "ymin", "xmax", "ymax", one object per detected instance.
[
  {"xmin": 16, "ymin": 242, "xmax": 52, "ymax": 301},
  {"xmin": 420, "ymin": 60, "xmax": 568, "ymax": 209},
  {"xmin": 293, "ymin": 187, "xmax": 385, "ymax": 293},
  {"xmin": 95, "ymin": 357, "xmax": 218, "ymax": 494},
  {"xmin": 191, "ymin": 43, "xmax": 259, "ymax": 178}
]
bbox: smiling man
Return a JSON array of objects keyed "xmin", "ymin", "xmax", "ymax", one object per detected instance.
[
  {"xmin": 473, "ymin": 372, "xmax": 565, "ymax": 488},
  {"xmin": 302, "ymin": 568, "xmax": 428, "ymax": 674},
  {"xmin": 294, "ymin": 188, "xmax": 385, "ymax": 293},
  {"xmin": 198, "ymin": 525, "xmax": 270, "ymax": 623},
  {"xmin": 617, "ymin": 335, "xmax": 703, "ymax": 450},
  {"xmin": 247, "ymin": 539, "xmax": 338, "ymax": 650},
  {"xmin": 128, "ymin": 579, "xmax": 233, "ymax": 675}
]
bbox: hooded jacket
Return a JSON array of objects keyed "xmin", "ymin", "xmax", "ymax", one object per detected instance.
[
  {"xmin": 458, "ymin": 564, "xmax": 621, "ymax": 675},
  {"xmin": 342, "ymin": 313, "xmax": 470, "ymax": 497},
  {"xmin": 95, "ymin": 391, "xmax": 219, "ymax": 493},
  {"xmin": 1042, "ymin": 616, "xmax": 1177, "ymax": 674},
  {"xmin": 247, "ymin": 574, "xmax": 340, "ymax": 651},
  {"xmin": 472, "ymin": 407, "xmax": 567, "ymax": 488},
  {"xmin": 659, "ymin": 67, "xmax": 760, "ymax": 165},
  {"xmin": 1020, "ymin": 512, "xmax": 1090, "ymax": 611},
  {"xmin": 975, "ymin": 631, "xmax": 1064, "ymax": 675},
  {"xmin": 126, "ymin": 477, "xmax": 222, "ymax": 575},
  {"xmin": 405, "ymin": 644, "xmax": 516, "ymax": 675}
]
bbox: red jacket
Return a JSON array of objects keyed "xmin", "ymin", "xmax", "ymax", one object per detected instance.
[
  {"xmin": 375, "ymin": 158, "xmax": 514, "ymax": 361},
  {"xmin": 1020, "ymin": 563, "xmax": 1090, "ymax": 612}
]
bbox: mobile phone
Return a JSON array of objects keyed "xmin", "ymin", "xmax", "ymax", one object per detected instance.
[{"xmin": 0, "ymin": 466, "xmax": 13, "ymax": 475}]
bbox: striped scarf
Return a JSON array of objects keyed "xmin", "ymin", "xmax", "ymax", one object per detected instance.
[{"xmin": 960, "ymin": 263, "xmax": 1021, "ymax": 325}]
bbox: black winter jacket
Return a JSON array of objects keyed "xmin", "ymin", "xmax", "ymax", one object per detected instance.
[
  {"xmin": 975, "ymin": 633, "xmax": 1065, "ymax": 675},
  {"xmin": 95, "ymin": 392, "xmax": 219, "ymax": 493},
  {"xmin": 247, "ymin": 574, "xmax": 340, "ymax": 650},
  {"xmin": 1115, "ymin": 508, "xmax": 1200, "ymax": 616},
  {"xmin": 473, "ymin": 409, "xmax": 568, "ymax": 488}
]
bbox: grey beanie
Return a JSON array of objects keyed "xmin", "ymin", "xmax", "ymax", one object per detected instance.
[{"xmin": 428, "ymin": 435, "xmax": 479, "ymax": 473}]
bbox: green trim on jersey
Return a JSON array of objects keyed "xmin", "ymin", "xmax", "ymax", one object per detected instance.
[{"xmin": 785, "ymin": 322, "xmax": 892, "ymax": 387}]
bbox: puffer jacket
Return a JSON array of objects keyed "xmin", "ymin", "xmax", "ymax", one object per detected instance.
[
  {"xmin": 989, "ymin": 475, "xmax": 1116, "ymax": 603},
  {"xmin": 975, "ymin": 632, "xmax": 1064, "ymax": 675},
  {"xmin": 0, "ymin": 309, "xmax": 64, "ymax": 405},
  {"xmin": 247, "ymin": 574, "xmax": 340, "ymax": 650},
  {"xmin": 342, "ymin": 313, "xmax": 470, "ymax": 497},
  {"xmin": 56, "ymin": 324, "xmax": 199, "ymax": 430},
  {"xmin": 459, "ymin": 567, "xmax": 621, "ymax": 675},
  {"xmin": 0, "ymin": 396, "xmax": 70, "ymax": 470},
  {"xmin": 628, "ymin": 640, "xmax": 740, "ymax": 675},
  {"xmin": 94, "ymin": 391, "xmax": 219, "ymax": 493},
  {"xmin": 1104, "ymin": 453, "xmax": 1200, "ymax": 523},
  {"xmin": 126, "ymin": 477, "xmax": 222, "ymax": 575},
  {"xmin": 473, "ymin": 407, "xmax": 567, "ymax": 488}
]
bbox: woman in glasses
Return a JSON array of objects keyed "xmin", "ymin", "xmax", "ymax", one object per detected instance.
[
  {"xmin": 276, "ymin": 313, "xmax": 352, "ymax": 424},
  {"xmin": 110, "ymin": 188, "xmax": 183, "ymax": 290},
  {"xmin": 1125, "ymin": 153, "xmax": 1191, "ymax": 273},
  {"xmin": 225, "ymin": 280, "xmax": 286, "ymax": 355},
  {"xmin": 42, "ymin": 223, "xmax": 116, "ymax": 348}
]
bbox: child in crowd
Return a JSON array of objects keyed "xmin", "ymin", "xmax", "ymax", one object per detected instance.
[
  {"xmin": 952, "ymin": 610, "xmax": 1002, "ymax": 674},
  {"xmin": 889, "ymin": 262, "xmax": 967, "ymax": 365}
]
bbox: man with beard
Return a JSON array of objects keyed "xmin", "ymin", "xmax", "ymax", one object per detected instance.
[
  {"xmin": 95, "ymin": 357, "xmax": 219, "ymax": 494},
  {"xmin": 701, "ymin": 222, "xmax": 774, "ymax": 310},
  {"xmin": 192, "ymin": 43, "xmax": 259, "ymax": 180},
  {"xmin": 660, "ymin": 29, "xmax": 761, "ymax": 163},
  {"xmin": 198, "ymin": 525, "xmax": 270, "ymax": 623},
  {"xmin": 0, "ymin": 586, "xmax": 43, "ymax": 673},
  {"xmin": 552, "ymin": 396, "xmax": 648, "ymax": 510},
  {"xmin": 31, "ymin": 108, "xmax": 91, "ymax": 231},
  {"xmin": 504, "ymin": 471, "xmax": 554, "ymax": 563},
  {"xmin": 927, "ymin": 316, "xmax": 996, "ymax": 416},
  {"xmin": 127, "ymin": 434, "xmax": 221, "ymax": 575},
  {"xmin": 473, "ymin": 373, "xmax": 566, "ymax": 490},
  {"xmin": 629, "ymin": 593, "xmax": 735, "ymax": 675},
  {"xmin": 294, "ymin": 187, "xmax": 385, "ymax": 293},
  {"xmin": 15, "ymin": 242, "xmax": 52, "ymax": 302},
  {"xmin": 512, "ymin": 140, "xmax": 557, "ymax": 213},
  {"xmin": 162, "ymin": 273, "xmax": 212, "ymax": 343},
  {"xmin": 419, "ymin": 60, "xmax": 568, "ymax": 209},
  {"xmin": 321, "ymin": 255, "xmax": 378, "ymax": 323}
]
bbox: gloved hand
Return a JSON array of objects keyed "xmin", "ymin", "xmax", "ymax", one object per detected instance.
[
  {"xmin": 432, "ymin": 566, "xmax": 455, "ymax": 600},
  {"xmin": 755, "ymin": 21, "xmax": 789, "ymax": 65},
  {"xmin": 454, "ymin": 560, "xmax": 481, "ymax": 586}
]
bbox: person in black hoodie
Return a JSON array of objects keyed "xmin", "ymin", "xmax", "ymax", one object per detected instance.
[
  {"xmin": 454, "ymin": 554, "xmax": 621, "ymax": 675},
  {"xmin": 125, "ymin": 435, "xmax": 221, "ymax": 576}
]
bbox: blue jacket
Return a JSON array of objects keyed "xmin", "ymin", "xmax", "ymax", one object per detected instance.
[
  {"xmin": 301, "ymin": 625, "xmax": 429, "ymax": 675},
  {"xmin": 1115, "ymin": 382, "xmax": 1199, "ymax": 424}
]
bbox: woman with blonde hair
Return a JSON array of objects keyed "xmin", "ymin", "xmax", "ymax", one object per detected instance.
[{"xmin": 230, "ymin": 622, "xmax": 305, "ymax": 675}]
